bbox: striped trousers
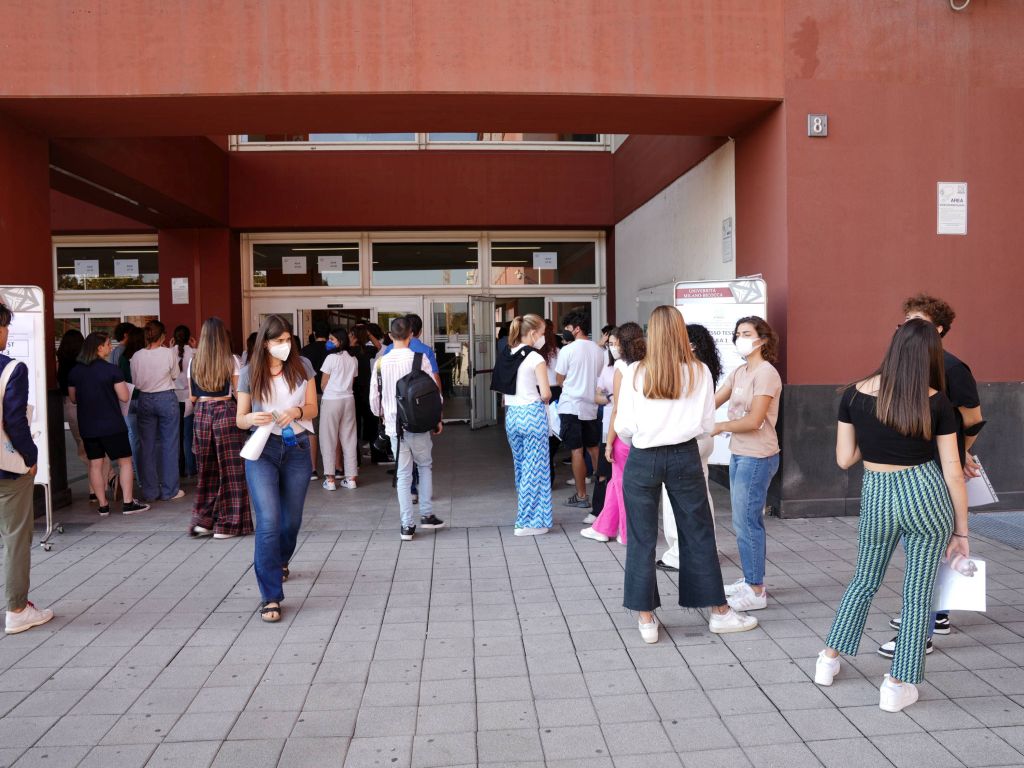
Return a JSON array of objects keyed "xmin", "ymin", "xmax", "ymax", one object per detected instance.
[
  {"xmin": 506, "ymin": 401, "xmax": 553, "ymax": 530},
  {"xmin": 825, "ymin": 461, "xmax": 953, "ymax": 684}
]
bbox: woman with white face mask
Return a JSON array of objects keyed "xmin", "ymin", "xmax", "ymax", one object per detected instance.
[
  {"xmin": 236, "ymin": 314, "xmax": 318, "ymax": 623},
  {"xmin": 501, "ymin": 314, "xmax": 554, "ymax": 535},
  {"xmin": 712, "ymin": 316, "xmax": 783, "ymax": 613}
]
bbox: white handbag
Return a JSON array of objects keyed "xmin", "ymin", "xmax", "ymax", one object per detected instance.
[{"xmin": 0, "ymin": 360, "xmax": 33, "ymax": 474}]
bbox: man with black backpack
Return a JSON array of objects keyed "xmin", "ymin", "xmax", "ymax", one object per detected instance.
[{"xmin": 371, "ymin": 317, "xmax": 445, "ymax": 541}]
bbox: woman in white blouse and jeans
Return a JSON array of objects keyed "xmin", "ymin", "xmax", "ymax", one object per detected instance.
[
  {"xmin": 616, "ymin": 306, "xmax": 757, "ymax": 641},
  {"xmin": 131, "ymin": 320, "xmax": 183, "ymax": 502},
  {"xmin": 236, "ymin": 314, "xmax": 318, "ymax": 623}
]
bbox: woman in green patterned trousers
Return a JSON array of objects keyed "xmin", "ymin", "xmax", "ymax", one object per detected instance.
[{"xmin": 814, "ymin": 319, "xmax": 969, "ymax": 713}]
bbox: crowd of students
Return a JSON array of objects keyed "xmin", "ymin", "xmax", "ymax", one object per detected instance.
[{"xmin": 0, "ymin": 293, "xmax": 985, "ymax": 714}]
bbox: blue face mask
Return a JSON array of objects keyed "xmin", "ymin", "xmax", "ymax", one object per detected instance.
[{"xmin": 326, "ymin": 340, "xmax": 338, "ymax": 351}]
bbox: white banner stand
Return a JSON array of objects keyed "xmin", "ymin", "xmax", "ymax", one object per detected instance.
[{"xmin": 0, "ymin": 286, "xmax": 60, "ymax": 550}]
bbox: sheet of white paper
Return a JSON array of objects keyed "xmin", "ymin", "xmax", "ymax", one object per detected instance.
[
  {"xmin": 967, "ymin": 463, "xmax": 999, "ymax": 508},
  {"xmin": 933, "ymin": 558, "xmax": 986, "ymax": 612},
  {"xmin": 547, "ymin": 402, "xmax": 561, "ymax": 439},
  {"xmin": 317, "ymin": 255, "xmax": 344, "ymax": 272},
  {"xmin": 74, "ymin": 259, "xmax": 100, "ymax": 277},
  {"xmin": 114, "ymin": 258, "xmax": 139, "ymax": 278},
  {"xmin": 282, "ymin": 256, "xmax": 307, "ymax": 274},
  {"xmin": 119, "ymin": 383, "xmax": 135, "ymax": 417},
  {"xmin": 171, "ymin": 277, "xmax": 189, "ymax": 305},
  {"xmin": 533, "ymin": 251, "xmax": 558, "ymax": 270},
  {"xmin": 240, "ymin": 423, "xmax": 275, "ymax": 461}
]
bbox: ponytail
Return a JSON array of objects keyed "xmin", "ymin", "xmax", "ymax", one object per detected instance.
[{"xmin": 508, "ymin": 314, "xmax": 544, "ymax": 347}]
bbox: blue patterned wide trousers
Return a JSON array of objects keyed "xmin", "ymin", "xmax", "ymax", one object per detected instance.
[
  {"xmin": 825, "ymin": 461, "xmax": 953, "ymax": 684},
  {"xmin": 506, "ymin": 401, "xmax": 553, "ymax": 530}
]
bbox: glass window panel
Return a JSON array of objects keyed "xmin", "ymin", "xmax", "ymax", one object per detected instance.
[
  {"xmin": 55, "ymin": 246, "xmax": 158, "ymax": 291},
  {"xmin": 427, "ymin": 133, "xmax": 599, "ymax": 143},
  {"xmin": 54, "ymin": 317, "xmax": 81, "ymax": 349},
  {"xmin": 489, "ymin": 241, "xmax": 596, "ymax": 286},
  {"xmin": 252, "ymin": 243, "xmax": 360, "ymax": 288},
  {"xmin": 242, "ymin": 133, "xmax": 416, "ymax": 143},
  {"xmin": 371, "ymin": 242, "xmax": 479, "ymax": 287}
]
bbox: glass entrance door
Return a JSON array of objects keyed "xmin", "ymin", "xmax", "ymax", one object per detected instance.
[
  {"xmin": 429, "ymin": 300, "xmax": 471, "ymax": 422},
  {"xmin": 469, "ymin": 296, "xmax": 496, "ymax": 429},
  {"xmin": 547, "ymin": 297, "xmax": 602, "ymax": 337}
]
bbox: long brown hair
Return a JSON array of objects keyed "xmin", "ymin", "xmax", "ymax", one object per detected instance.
[
  {"xmin": 874, "ymin": 318, "xmax": 945, "ymax": 439},
  {"xmin": 143, "ymin": 320, "xmax": 165, "ymax": 346},
  {"xmin": 192, "ymin": 317, "xmax": 235, "ymax": 393},
  {"xmin": 248, "ymin": 314, "xmax": 307, "ymax": 402},
  {"xmin": 637, "ymin": 306, "xmax": 701, "ymax": 399}
]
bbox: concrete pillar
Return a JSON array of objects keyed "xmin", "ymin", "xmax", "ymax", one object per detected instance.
[
  {"xmin": 157, "ymin": 229, "xmax": 242, "ymax": 352},
  {"xmin": 0, "ymin": 114, "xmax": 70, "ymax": 508}
]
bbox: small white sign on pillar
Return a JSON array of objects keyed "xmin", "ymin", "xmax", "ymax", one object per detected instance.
[
  {"xmin": 937, "ymin": 182, "xmax": 968, "ymax": 236},
  {"xmin": 171, "ymin": 277, "xmax": 189, "ymax": 305},
  {"xmin": 722, "ymin": 217, "xmax": 734, "ymax": 263}
]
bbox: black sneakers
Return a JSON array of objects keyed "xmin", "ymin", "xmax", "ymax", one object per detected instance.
[
  {"xmin": 97, "ymin": 505, "xmax": 110, "ymax": 517},
  {"xmin": 878, "ymin": 636, "xmax": 933, "ymax": 659},
  {"xmin": 400, "ymin": 525, "xmax": 416, "ymax": 541},
  {"xmin": 889, "ymin": 614, "xmax": 951, "ymax": 635},
  {"xmin": 122, "ymin": 501, "xmax": 150, "ymax": 515},
  {"xmin": 419, "ymin": 515, "xmax": 446, "ymax": 529}
]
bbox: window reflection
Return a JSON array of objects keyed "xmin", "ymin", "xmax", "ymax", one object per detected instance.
[
  {"xmin": 372, "ymin": 242, "xmax": 478, "ymax": 287},
  {"xmin": 427, "ymin": 133, "xmax": 599, "ymax": 143},
  {"xmin": 242, "ymin": 133, "xmax": 416, "ymax": 143},
  {"xmin": 252, "ymin": 243, "xmax": 360, "ymax": 288},
  {"xmin": 490, "ymin": 241, "xmax": 596, "ymax": 286},
  {"xmin": 56, "ymin": 246, "xmax": 159, "ymax": 291}
]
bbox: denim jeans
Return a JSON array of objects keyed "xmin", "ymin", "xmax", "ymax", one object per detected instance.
[
  {"xmin": 245, "ymin": 432, "xmax": 312, "ymax": 603},
  {"xmin": 623, "ymin": 440, "xmax": 726, "ymax": 611},
  {"xmin": 729, "ymin": 453, "xmax": 780, "ymax": 586},
  {"xmin": 179, "ymin": 403, "xmax": 197, "ymax": 477},
  {"xmin": 136, "ymin": 390, "xmax": 181, "ymax": 501},
  {"xmin": 390, "ymin": 432, "xmax": 433, "ymax": 528},
  {"xmin": 124, "ymin": 403, "xmax": 139, "ymax": 478}
]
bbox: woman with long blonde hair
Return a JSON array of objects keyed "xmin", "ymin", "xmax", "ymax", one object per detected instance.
[
  {"xmin": 188, "ymin": 317, "xmax": 252, "ymax": 539},
  {"xmin": 499, "ymin": 314, "xmax": 553, "ymax": 534},
  {"xmin": 615, "ymin": 306, "xmax": 757, "ymax": 642}
]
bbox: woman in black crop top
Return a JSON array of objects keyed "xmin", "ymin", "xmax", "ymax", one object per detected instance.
[
  {"xmin": 814, "ymin": 319, "xmax": 968, "ymax": 713},
  {"xmin": 187, "ymin": 317, "xmax": 252, "ymax": 540}
]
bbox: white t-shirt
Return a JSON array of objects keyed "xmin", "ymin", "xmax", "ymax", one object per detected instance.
[
  {"xmin": 320, "ymin": 352, "xmax": 358, "ymax": 400},
  {"xmin": 546, "ymin": 348, "xmax": 560, "ymax": 385},
  {"xmin": 173, "ymin": 346, "xmax": 195, "ymax": 404},
  {"xmin": 503, "ymin": 345, "xmax": 545, "ymax": 407},
  {"xmin": 554, "ymin": 338, "xmax": 606, "ymax": 420}
]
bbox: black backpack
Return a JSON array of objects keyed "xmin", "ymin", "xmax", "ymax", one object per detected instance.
[
  {"xmin": 395, "ymin": 352, "xmax": 443, "ymax": 434},
  {"xmin": 490, "ymin": 346, "xmax": 533, "ymax": 395}
]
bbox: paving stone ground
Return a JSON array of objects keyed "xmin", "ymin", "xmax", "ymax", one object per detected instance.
[{"xmin": 2, "ymin": 425, "xmax": 1024, "ymax": 767}]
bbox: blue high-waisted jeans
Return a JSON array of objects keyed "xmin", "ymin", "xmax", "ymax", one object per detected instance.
[
  {"xmin": 245, "ymin": 431, "xmax": 312, "ymax": 603},
  {"xmin": 729, "ymin": 453, "xmax": 780, "ymax": 586}
]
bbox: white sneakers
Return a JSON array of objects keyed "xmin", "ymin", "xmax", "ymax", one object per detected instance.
[
  {"xmin": 580, "ymin": 527, "xmax": 609, "ymax": 542},
  {"xmin": 879, "ymin": 675, "xmax": 919, "ymax": 712},
  {"xmin": 514, "ymin": 527, "xmax": 549, "ymax": 536},
  {"xmin": 724, "ymin": 578, "xmax": 746, "ymax": 596},
  {"xmin": 814, "ymin": 651, "xmax": 840, "ymax": 686},
  {"xmin": 5, "ymin": 602, "xmax": 54, "ymax": 634},
  {"xmin": 322, "ymin": 477, "xmax": 337, "ymax": 491},
  {"xmin": 709, "ymin": 608, "xmax": 758, "ymax": 634},
  {"xmin": 639, "ymin": 614, "xmax": 660, "ymax": 643},
  {"xmin": 340, "ymin": 478, "xmax": 358, "ymax": 490},
  {"xmin": 727, "ymin": 582, "xmax": 767, "ymax": 611}
]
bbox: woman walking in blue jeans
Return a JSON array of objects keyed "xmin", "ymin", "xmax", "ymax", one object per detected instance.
[
  {"xmin": 236, "ymin": 314, "xmax": 318, "ymax": 623},
  {"xmin": 712, "ymin": 316, "xmax": 782, "ymax": 613},
  {"xmin": 131, "ymin": 321, "xmax": 184, "ymax": 502}
]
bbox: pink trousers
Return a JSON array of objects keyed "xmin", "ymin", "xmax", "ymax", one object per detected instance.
[{"xmin": 593, "ymin": 437, "xmax": 630, "ymax": 542}]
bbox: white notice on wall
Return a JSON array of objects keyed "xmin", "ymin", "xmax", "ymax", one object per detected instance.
[
  {"xmin": 318, "ymin": 255, "xmax": 344, "ymax": 272},
  {"xmin": 282, "ymin": 256, "xmax": 307, "ymax": 274},
  {"xmin": 114, "ymin": 258, "xmax": 139, "ymax": 278},
  {"xmin": 937, "ymin": 182, "xmax": 968, "ymax": 235},
  {"xmin": 722, "ymin": 217, "xmax": 734, "ymax": 263},
  {"xmin": 533, "ymin": 251, "xmax": 558, "ymax": 270},
  {"xmin": 171, "ymin": 277, "xmax": 189, "ymax": 305},
  {"xmin": 74, "ymin": 259, "xmax": 100, "ymax": 277}
]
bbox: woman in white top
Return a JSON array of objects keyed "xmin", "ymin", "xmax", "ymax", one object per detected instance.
[
  {"xmin": 582, "ymin": 322, "xmax": 645, "ymax": 544},
  {"xmin": 319, "ymin": 327, "xmax": 360, "ymax": 491},
  {"xmin": 131, "ymin": 320, "xmax": 184, "ymax": 502},
  {"xmin": 615, "ymin": 306, "xmax": 757, "ymax": 642},
  {"xmin": 236, "ymin": 314, "xmax": 318, "ymax": 623},
  {"xmin": 502, "ymin": 314, "xmax": 553, "ymax": 535}
]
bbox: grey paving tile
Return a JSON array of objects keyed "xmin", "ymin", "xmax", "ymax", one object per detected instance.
[
  {"xmin": 476, "ymin": 700, "xmax": 537, "ymax": 731},
  {"xmin": 35, "ymin": 713, "xmax": 119, "ymax": 747},
  {"xmin": 663, "ymin": 715, "xmax": 738, "ymax": 752},
  {"xmin": 933, "ymin": 728, "xmax": 1024, "ymax": 767},
  {"xmin": 211, "ymin": 738, "xmax": 285, "ymax": 768},
  {"xmin": 411, "ymin": 732, "xmax": 476, "ymax": 768},
  {"xmin": 277, "ymin": 737, "xmax": 350, "ymax": 768},
  {"xmin": 0, "ymin": 716, "xmax": 60, "ymax": 749},
  {"xmin": 807, "ymin": 736, "xmax": 895, "ymax": 768},
  {"xmin": 868, "ymin": 733, "xmax": 962, "ymax": 768},
  {"xmin": 342, "ymin": 734, "xmax": 413, "ymax": 768},
  {"xmin": 77, "ymin": 744, "xmax": 156, "ymax": 768},
  {"xmin": 840, "ymin": 704, "xmax": 924, "ymax": 736},
  {"xmin": 602, "ymin": 720, "xmax": 673, "ymax": 755},
  {"xmin": 535, "ymin": 697, "xmax": 599, "ymax": 728},
  {"xmin": 354, "ymin": 705, "xmax": 417, "ymax": 737},
  {"xmin": 679, "ymin": 748, "xmax": 753, "ymax": 768},
  {"xmin": 476, "ymin": 675, "xmax": 532, "ymax": 703},
  {"xmin": 416, "ymin": 703, "xmax": 476, "ymax": 734},
  {"xmin": 142, "ymin": 739, "xmax": 220, "ymax": 768},
  {"xmin": 905, "ymin": 698, "xmax": 986, "ymax": 731},
  {"xmin": 476, "ymin": 727, "xmax": 544, "ymax": 763},
  {"xmin": 227, "ymin": 710, "xmax": 298, "ymax": 740},
  {"xmin": 742, "ymin": 742, "xmax": 824, "ymax": 768}
]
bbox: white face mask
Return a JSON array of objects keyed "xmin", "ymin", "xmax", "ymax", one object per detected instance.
[
  {"xmin": 268, "ymin": 342, "xmax": 292, "ymax": 362},
  {"xmin": 735, "ymin": 337, "xmax": 759, "ymax": 358},
  {"xmin": 609, "ymin": 345, "xmax": 621, "ymax": 360},
  {"xmin": 531, "ymin": 335, "xmax": 546, "ymax": 350}
]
